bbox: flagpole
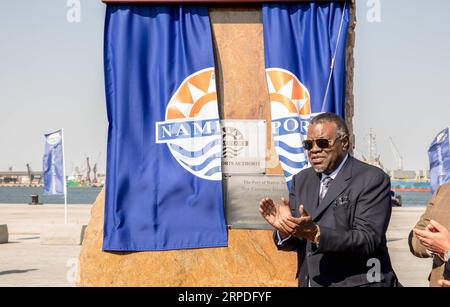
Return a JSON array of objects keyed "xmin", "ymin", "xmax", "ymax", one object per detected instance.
[{"xmin": 61, "ymin": 128, "xmax": 68, "ymax": 225}]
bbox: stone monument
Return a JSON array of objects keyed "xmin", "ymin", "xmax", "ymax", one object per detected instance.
[{"xmin": 78, "ymin": 2, "xmax": 355, "ymax": 286}]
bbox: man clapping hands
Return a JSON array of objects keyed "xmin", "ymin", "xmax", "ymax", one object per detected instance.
[{"xmin": 259, "ymin": 197, "xmax": 320, "ymax": 244}]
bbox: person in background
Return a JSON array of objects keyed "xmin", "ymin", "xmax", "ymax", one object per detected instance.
[{"xmin": 409, "ymin": 182, "xmax": 450, "ymax": 287}]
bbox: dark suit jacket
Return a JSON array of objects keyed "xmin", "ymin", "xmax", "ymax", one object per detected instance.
[{"xmin": 274, "ymin": 156, "xmax": 399, "ymax": 287}]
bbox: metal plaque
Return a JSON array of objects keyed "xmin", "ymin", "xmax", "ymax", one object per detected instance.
[
  {"xmin": 224, "ymin": 175, "xmax": 289, "ymax": 229},
  {"xmin": 221, "ymin": 120, "xmax": 266, "ymax": 175}
]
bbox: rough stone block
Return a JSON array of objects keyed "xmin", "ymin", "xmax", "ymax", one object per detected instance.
[
  {"xmin": 77, "ymin": 5, "xmax": 355, "ymax": 286},
  {"xmin": 0, "ymin": 224, "xmax": 8, "ymax": 244},
  {"xmin": 78, "ymin": 188, "xmax": 298, "ymax": 286}
]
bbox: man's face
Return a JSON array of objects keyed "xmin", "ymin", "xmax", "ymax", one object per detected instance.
[{"xmin": 306, "ymin": 121, "xmax": 349, "ymax": 174}]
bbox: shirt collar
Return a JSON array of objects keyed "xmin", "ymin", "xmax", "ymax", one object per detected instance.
[{"xmin": 322, "ymin": 154, "xmax": 349, "ymax": 181}]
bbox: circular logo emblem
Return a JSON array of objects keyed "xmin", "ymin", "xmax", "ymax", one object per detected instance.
[
  {"xmin": 266, "ymin": 68, "xmax": 312, "ymax": 180},
  {"xmin": 156, "ymin": 68, "xmax": 222, "ymax": 181},
  {"xmin": 47, "ymin": 132, "xmax": 62, "ymax": 146},
  {"xmin": 222, "ymin": 127, "xmax": 248, "ymax": 158},
  {"xmin": 436, "ymin": 132, "xmax": 447, "ymax": 144}
]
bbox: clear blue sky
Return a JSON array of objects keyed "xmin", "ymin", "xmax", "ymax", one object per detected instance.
[
  {"xmin": 354, "ymin": 0, "xmax": 450, "ymax": 171},
  {"xmin": 0, "ymin": 0, "xmax": 106, "ymax": 174},
  {"xmin": 0, "ymin": 0, "xmax": 449, "ymax": 174}
]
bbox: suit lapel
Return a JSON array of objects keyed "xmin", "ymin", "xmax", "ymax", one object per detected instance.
[{"xmin": 311, "ymin": 156, "xmax": 353, "ymax": 221}]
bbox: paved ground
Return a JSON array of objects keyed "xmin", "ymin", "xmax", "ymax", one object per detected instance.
[
  {"xmin": 387, "ymin": 208, "xmax": 432, "ymax": 287},
  {"xmin": 0, "ymin": 205, "xmax": 433, "ymax": 287},
  {"xmin": 0, "ymin": 205, "xmax": 91, "ymax": 287}
]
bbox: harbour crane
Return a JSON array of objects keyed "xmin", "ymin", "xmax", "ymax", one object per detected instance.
[
  {"xmin": 389, "ymin": 137, "xmax": 404, "ymax": 171},
  {"xmin": 85, "ymin": 157, "xmax": 91, "ymax": 184},
  {"xmin": 363, "ymin": 129, "xmax": 384, "ymax": 170},
  {"xmin": 92, "ymin": 152, "xmax": 102, "ymax": 184}
]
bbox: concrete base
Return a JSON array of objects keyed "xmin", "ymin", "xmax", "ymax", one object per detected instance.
[
  {"xmin": 0, "ymin": 224, "xmax": 8, "ymax": 244},
  {"xmin": 40, "ymin": 224, "xmax": 87, "ymax": 245}
]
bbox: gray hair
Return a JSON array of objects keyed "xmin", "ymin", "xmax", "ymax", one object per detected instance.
[{"xmin": 309, "ymin": 113, "xmax": 349, "ymax": 138}]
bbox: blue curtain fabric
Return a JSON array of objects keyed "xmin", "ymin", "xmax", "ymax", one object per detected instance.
[
  {"xmin": 103, "ymin": 5, "xmax": 227, "ymax": 251},
  {"xmin": 262, "ymin": 2, "xmax": 350, "ymax": 189}
]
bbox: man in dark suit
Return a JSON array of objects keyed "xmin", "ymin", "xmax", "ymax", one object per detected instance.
[{"xmin": 259, "ymin": 113, "xmax": 400, "ymax": 287}]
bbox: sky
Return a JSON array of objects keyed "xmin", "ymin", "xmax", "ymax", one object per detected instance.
[
  {"xmin": 0, "ymin": 0, "xmax": 449, "ymax": 174},
  {"xmin": 0, "ymin": 0, "xmax": 106, "ymax": 174},
  {"xmin": 354, "ymin": 0, "xmax": 450, "ymax": 171}
]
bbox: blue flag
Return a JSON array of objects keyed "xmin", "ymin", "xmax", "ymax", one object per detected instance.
[
  {"xmin": 103, "ymin": 5, "xmax": 227, "ymax": 251},
  {"xmin": 43, "ymin": 129, "xmax": 65, "ymax": 195},
  {"xmin": 262, "ymin": 2, "xmax": 350, "ymax": 189},
  {"xmin": 428, "ymin": 127, "xmax": 450, "ymax": 193}
]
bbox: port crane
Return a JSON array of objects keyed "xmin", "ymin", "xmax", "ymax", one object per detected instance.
[
  {"xmin": 85, "ymin": 157, "xmax": 91, "ymax": 184},
  {"xmin": 389, "ymin": 137, "xmax": 404, "ymax": 171},
  {"xmin": 92, "ymin": 152, "xmax": 101, "ymax": 184},
  {"xmin": 362, "ymin": 129, "xmax": 384, "ymax": 170}
]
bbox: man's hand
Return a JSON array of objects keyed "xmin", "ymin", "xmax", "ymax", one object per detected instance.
[
  {"xmin": 287, "ymin": 205, "xmax": 319, "ymax": 242},
  {"xmin": 259, "ymin": 197, "xmax": 296, "ymax": 237},
  {"xmin": 414, "ymin": 220, "xmax": 450, "ymax": 255},
  {"xmin": 438, "ymin": 279, "xmax": 450, "ymax": 287},
  {"xmin": 259, "ymin": 198, "xmax": 319, "ymax": 242}
]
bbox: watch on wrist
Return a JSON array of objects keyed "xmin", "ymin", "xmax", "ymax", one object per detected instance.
[{"xmin": 313, "ymin": 226, "xmax": 320, "ymax": 244}]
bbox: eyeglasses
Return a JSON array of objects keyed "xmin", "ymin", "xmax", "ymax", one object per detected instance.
[{"xmin": 303, "ymin": 137, "xmax": 340, "ymax": 150}]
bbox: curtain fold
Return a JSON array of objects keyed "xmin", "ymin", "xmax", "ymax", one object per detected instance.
[
  {"xmin": 262, "ymin": 2, "xmax": 350, "ymax": 189},
  {"xmin": 103, "ymin": 5, "xmax": 227, "ymax": 251}
]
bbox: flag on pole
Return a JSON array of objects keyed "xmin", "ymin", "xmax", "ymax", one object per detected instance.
[
  {"xmin": 428, "ymin": 127, "xmax": 450, "ymax": 193},
  {"xmin": 103, "ymin": 5, "xmax": 227, "ymax": 251},
  {"xmin": 262, "ymin": 2, "xmax": 350, "ymax": 189},
  {"xmin": 43, "ymin": 129, "xmax": 65, "ymax": 195}
]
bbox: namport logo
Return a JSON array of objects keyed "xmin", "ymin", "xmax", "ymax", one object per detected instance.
[
  {"xmin": 156, "ymin": 68, "xmax": 222, "ymax": 181},
  {"xmin": 46, "ymin": 131, "xmax": 62, "ymax": 146},
  {"xmin": 266, "ymin": 68, "xmax": 312, "ymax": 181},
  {"xmin": 222, "ymin": 126, "xmax": 248, "ymax": 158},
  {"xmin": 436, "ymin": 131, "xmax": 448, "ymax": 144}
]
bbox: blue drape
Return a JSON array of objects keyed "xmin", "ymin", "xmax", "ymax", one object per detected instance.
[
  {"xmin": 103, "ymin": 5, "xmax": 227, "ymax": 251},
  {"xmin": 262, "ymin": 2, "xmax": 350, "ymax": 188}
]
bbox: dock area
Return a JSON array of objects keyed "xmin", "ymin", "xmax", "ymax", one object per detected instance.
[{"xmin": 0, "ymin": 205, "xmax": 432, "ymax": 287}]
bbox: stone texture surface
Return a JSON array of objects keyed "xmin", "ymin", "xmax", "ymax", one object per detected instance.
[
  {"xmin": 78, "ymin": 189, "xmax": 297, "ymax": 286},
  {"xmin": 0, "ymin": 224, "xmax": 8, "ymax": 244},
  {"xmin": 210, "ymin": 7, "xmax": 284, "ymax": 175},
  {"xmin": 345, "ymin": 2, "xmax": 356, "ymax": 151},
  {"xmin": 40, "ymin": 224, "xmax": 87, "ymax": 245},
  {"xmin": 78, "ymin": 6, "xmax": 355, "ymax": 286}
]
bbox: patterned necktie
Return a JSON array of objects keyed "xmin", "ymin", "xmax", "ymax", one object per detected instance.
[{"xmin": 319, "ymin": 176, "xmax": 333, "ymax": 203}]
